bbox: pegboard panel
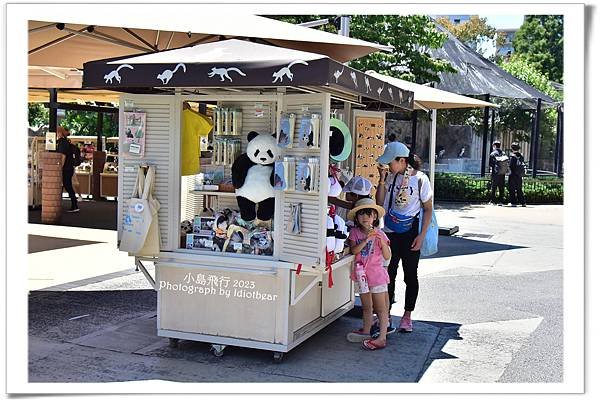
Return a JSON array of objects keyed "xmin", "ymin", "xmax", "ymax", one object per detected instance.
[{"xmin": 353, "ymin": 111, "xmax": 385, "ymax": 196}]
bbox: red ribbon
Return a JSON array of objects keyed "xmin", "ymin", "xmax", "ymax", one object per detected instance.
[
  {"xmin": 296, "ymin": 263, "xmax": 302, "ymax": 275},
  {"xmin": 325, "ymin": 250, "xmax": 335, "ymax": 288}
]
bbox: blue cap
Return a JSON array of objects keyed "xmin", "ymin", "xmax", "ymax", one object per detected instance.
[{"xmin": 376, "ymin": 142, "xmax": 410, "ymax": 164}]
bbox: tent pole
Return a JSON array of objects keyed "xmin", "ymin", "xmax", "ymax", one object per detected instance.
[
  {"xmin": 532, "ymin": 98, "xmax": 542, "ymax": 178},
  {"xmin": 529, "ymin": 110, "xmax": 535, "ymax": 165},
  {"xmin": 429, "ymin": 109, "xmax": 437, "ymax": 195},
  {"xmin": 411, "ymin": 110, "xmax": 418, "ymax": 152},
  {"xmin": 480, "ymin": 94, "xmax": 490, "ymax": 177},
  {"xmin": 554, "ymin": 104, "xmax": 562, "ymax": 175},
  {"xmin": 48, "ymin": 89, "xmax": 58, "ymax": 132},
  {"xmin": 556, "ymin": 104, "xmax": 564, "ymax": 177},
  {"xmin": 490, "ymin": 107, "xmax": 496, "ymax": 150}
]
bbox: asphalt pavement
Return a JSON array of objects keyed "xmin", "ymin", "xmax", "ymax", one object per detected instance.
[{"xmin": 26, "ymin": 202, "xmax": 563, "ymax": 384}]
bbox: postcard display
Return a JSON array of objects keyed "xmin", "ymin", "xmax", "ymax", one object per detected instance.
[{"xmin": 117, "ymin": 92, "xmax": 353, "ymax": 361}]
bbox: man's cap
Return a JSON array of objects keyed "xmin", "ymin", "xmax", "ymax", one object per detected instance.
[
  {"xmin": 493, "ymin": 140, "xmax": 501, "ymax": 146},
  {"xmin": 341, "ymin": 176, "xmax": 373, "ymax": 196},
  {"xmin": 376, "ymin": 141, "xmax": 410, "ymax": 165}
]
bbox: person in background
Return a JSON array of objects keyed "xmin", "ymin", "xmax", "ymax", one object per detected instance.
[
  {"xmin": 457, "ymin": 146, "xmax": 466, "ymax": 158},
  {"xmin": 508, "ymin": 142, "xmax": 527, "ymax": 207},
  {"xmin": 70, "ymin": 142, "xmax": 84, "ymax": 202},
  {"xmin": 376, "ymin": 142, "xmax": 433, "ymax": 334},
  {"xmin": 489, "ymin": 140, "xmax": 507, "ymax": 206},
  {"xmin": 56, "ymin": 126, "xmax": 79, "ymax": 212}
]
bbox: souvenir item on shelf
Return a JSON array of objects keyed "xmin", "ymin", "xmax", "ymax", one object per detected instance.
[
  {"xmin": 193, "ymin": 216, "xmax": 216, "ymax": 236},
  {"xmin": 329, "ymin": 118, "xmax": 352, "ymax": 162},
  {"xmin": 287, "ymin": 202, "xmax": 302, "ymax": 234},
  {"xmin": 249, "ymin": 228, "xmax": 273, "ymax": 256},
  {"xmin": 186, "ymin": 233, "xmax": 215, "ymax": 250},
  {"xmin": 180, "ymin": 219, "xmax": 193, "ymax": 235},
  {"xmin": 333, "ymin": 214, "xmax": 348, "ymax": 254},
  {"xmin": 277, "ymin": 113, "xmax": 295, "ymax": 148},
  {"xmin": 326, "ymin": 214, "xmax": 336, "ymax": 252},
  {"xmin": 231, "ymin": 109, "xmax": 243, "ymax": 136},
  {"xmin": 298, "ymin": 115, "xmax": 316, "ymax": 148},
  {"xmin": 327, "ymin": 164, "xmax": 342, "ymax": 197},
  {"xmin": 284, "ymin": 156, "xmax": 296, "ymax": 191},
  {"xmin": 214, "ymin": 108, "xmax": 223, "ymax": 136},
  {"xmin": 273, "ymin": 160, "xmax": 286, "ymax": 190},
  {"xmin": 223, "ymin": 225, "xmax": 251, "ymax": 254},
  {"xmin": 232, "ymin": 131, "xmax": 278, "ymax": 223},
  {"xmin": 307, "ymin": 157, "xmax": 319, "ymax": 192},
  {"xmin": 296, "ymin": 159, "xmax": 312, "ymax": 192},
  {"xmin": 310, "ymin": 113, "xmax": 321, "ymax": 148}
]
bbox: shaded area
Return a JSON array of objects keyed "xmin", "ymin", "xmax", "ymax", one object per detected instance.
[
  {"xmin": 28, "ymin": 290, "xmax": 156, "ymax": 342},
  {"xmin": 424, "ymin": 235, "xmax": 525, "ymax": 259},
  {"xmin": 29, "ymin": 199, "xmax": 118, "ymax": 231},
  {"xmin": 28, "ymin": 234, "xmax": 104, "ymax": 254}
]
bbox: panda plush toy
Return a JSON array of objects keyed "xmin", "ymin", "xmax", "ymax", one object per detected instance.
[{"xmin": 232, "ymin": 131, "xmax": 278, "ymax": 223}]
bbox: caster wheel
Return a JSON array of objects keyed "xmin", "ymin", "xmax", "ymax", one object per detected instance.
[
  {"xmin": 210, "ymin": 344, "xmax": 225, "ymax": 357},
  {"xmin": 168, "ymin": 338, "xmax": 179, "ymax": 348},
  {"xmin": 273, "ymin": 352, "xmax": 284, "ymax": 363}
]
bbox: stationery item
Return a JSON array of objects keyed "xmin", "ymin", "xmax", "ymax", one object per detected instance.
[
  {"xmin": 284, "ymin": 156, "xmax": 296, "ymax": 191},
  {"xmin": 274, "ymin": 160, "xmax": 286, "ymax": 190},
  {"xmin": 287, "ymin": 203, "xmax": 302, "ymax": 234}
]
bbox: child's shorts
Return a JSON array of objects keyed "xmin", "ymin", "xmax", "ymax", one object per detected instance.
[{"xmin": 354, "ymin": 282, "xmax": 388, "ymax": 294}]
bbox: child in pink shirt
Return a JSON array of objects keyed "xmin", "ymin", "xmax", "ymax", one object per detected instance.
[{"xmin": 346, "ymin": 198, "xmax": 391, "ymax": 350}]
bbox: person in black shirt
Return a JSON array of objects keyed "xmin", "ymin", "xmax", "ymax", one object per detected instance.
[
  {"xmin": 508, "ymin": 142, "xmax": 527, "ymax": 207},
  {"xmin": 489, "ymin": 141, "xmax": 506, "ymax": 205},
  {"xmin": 56, "ymin": 126, "xmax": 79, "ymax": 212}
]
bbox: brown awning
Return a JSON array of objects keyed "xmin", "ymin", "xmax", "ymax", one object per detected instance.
[{"xmin": 83, "ymin": 39, "xmax": 414, "ymax": 110}]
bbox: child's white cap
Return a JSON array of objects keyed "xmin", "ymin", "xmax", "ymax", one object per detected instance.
[{"xmin": 342, "ymin": 176, "xmax": 372, "ymax": 196}]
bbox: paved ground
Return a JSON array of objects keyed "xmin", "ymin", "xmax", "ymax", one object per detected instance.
[{"xmin": 26, "ymin": 202, "xmax": 564, "ymax": 384}]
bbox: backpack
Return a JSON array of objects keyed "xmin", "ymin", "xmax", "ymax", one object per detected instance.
[
  {"xmin": 69, "ymin": 143, "xmax": 83, "ymax": 167},
  {"xmin": 512, "ymin": 154, "xmax": 527, "ymax": 177},
  {"xmin": 494, "ymin": 154, "xmax": 509, "ymax": 175}
]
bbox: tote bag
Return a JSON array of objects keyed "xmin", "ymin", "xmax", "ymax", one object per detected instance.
[
  {"xmin": 120, "ymin": 166, "xmax": 161, "ymax": 255},
  {"xmin": 418, "ymin": 208, "xmax": 438, "ymax": 256},
  {"xmin": 417, "ymin": 177, "xmax": 438, "ymax": 257}
]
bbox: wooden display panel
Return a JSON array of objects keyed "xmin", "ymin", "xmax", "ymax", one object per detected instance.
[{"xmin": 353, "ymin": 114, "xmax": 385, "ymax": 196}]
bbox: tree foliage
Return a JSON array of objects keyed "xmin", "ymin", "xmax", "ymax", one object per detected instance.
[
  {"xmin": 494, "ymin": 56, "xmax": 561, "ymax": 161},
  {"xmin": 512, "ymin": 15, "xmax": 563, "ymax": 83},
  {"xmin": 268, "ymin": 15, "xmax": 455, "ymax": 84},
  {"xmin": 436, "ymin": 16, "xmax": 503, "ymax": 59},
  {"xmin": 27, "ymin": 103, "xmax": 118, "ymax": 137}
]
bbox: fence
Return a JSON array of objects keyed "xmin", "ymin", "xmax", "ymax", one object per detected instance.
[{"xmin": 434, "ymin": 172, "xmax": 563, "ymax": 204}]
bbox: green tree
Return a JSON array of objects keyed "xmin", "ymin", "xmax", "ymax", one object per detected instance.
[
  {"xmin": 28, "ymin": 103, "xmax": 49, "ymax": 128},
  {"xmin": 436, "ymin": 16, "xmax": 503, "ymax": 59},
  {"xmin": 496, "ymin": 56, "xmax": 562, "ymax": 165},
  {"xmin": 268, "ymin": 15, "xmax": 455, "ymax": 84},
  {"xmin": 512, "ymin": 15, "xmax": 563, "ymax": 83}
]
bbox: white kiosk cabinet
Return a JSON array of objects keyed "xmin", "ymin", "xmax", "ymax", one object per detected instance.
[{"xmin": 118, "ymin": 93, "xmax": 354, "ymax": 359}]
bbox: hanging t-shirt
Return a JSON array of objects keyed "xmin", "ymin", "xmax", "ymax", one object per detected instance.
[
  {"xmin": 181, "ymin": 108, "xmax": 213, "ymax": 176},
  {"xmin": 382, "ymin": 170, "xmax": 433, "ymax": 232}
]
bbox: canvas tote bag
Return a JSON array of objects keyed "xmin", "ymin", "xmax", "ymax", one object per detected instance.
[{"xmin": 120, "ymin": 166, "xmax": 161, "ymax": 255}]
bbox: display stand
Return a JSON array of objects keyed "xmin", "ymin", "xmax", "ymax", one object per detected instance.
[{"xmin": 82, "ymin": 39, "xmax": 413, "ymax": 361}]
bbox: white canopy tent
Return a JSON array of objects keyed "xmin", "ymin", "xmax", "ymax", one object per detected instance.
[{"xmin": 28, "ymin": 9, "xmax": 391, "ymax": 89}]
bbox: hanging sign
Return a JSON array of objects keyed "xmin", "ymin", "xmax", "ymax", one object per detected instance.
[
  {"xmin": 124, "ymin": 112, "xmax": 146, "ymax": 157},
  {"xmin": 45, "ymin": 131, "xmax": 57, "ymax": 151}
]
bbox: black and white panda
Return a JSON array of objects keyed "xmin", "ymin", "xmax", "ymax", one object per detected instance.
[{"xmin": 232, "ymin": 131, "xmax": 278, "ymax": 222}]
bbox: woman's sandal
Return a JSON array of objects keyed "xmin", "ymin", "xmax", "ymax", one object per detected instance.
[{"xmin": 362, "ymin": 339, "xmax": 386, "ymax": 350}]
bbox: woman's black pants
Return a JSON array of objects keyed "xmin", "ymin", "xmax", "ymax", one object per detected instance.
[{"xmin": 386, "ymin": 219, "xmax": 420, "ymax": 312}]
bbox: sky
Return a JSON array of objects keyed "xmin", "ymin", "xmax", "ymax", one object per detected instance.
[
  {"xmin": 476, "ymin": 14, "xmax": 525, "ymax": 58},
  {"xmin": 478, "ymin": 14, "xmax": 525, "ymax": 30}
]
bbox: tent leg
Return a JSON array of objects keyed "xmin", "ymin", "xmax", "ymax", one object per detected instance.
[
  {"xmin": 480, "ymin": 94, "xmax": 490, "ymax": 177},
  {"xmin": 532, "ymin": 98, "xmax": 542, "ymax": 178},
  {"xmin": 48, "ymin": 88, "xmax": 58, "ymax": 132},
  {"xmin": 411, "ymin": 110, "xmax": 418, "ymax": 152}
]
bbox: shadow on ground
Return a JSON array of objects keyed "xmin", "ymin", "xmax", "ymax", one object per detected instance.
[
  {"xmin": 423, "ymin": 235, "xmax": 525, "ymax": 259},
  {"xmin": 28, "ymin": 234, "xmax": 105, "ymax": 253},
  {"xmin": 28, "ymin": 290, "xmax": 459, "ymax": 383},
  {"xmin": 29, "ymin": 198, "xmax": 117, "ymax": 231}
]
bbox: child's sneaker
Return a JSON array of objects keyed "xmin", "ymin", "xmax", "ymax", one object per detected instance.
[
  {"xmin": 346, "ymin": 329, "xmax": 372, "ymax": 343},
  {"xmin": 399, "ymin": 316, "xmax": 413, "ymax": 333},
  {"xmin": 371, "ymin": 322, "xmax": 396, "ymax": 338}
]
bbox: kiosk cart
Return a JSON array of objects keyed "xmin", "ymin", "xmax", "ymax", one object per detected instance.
[{"xmin": 83, "ymin": 39, "xmax": 413, "ymax": 360}]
